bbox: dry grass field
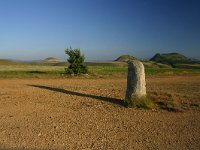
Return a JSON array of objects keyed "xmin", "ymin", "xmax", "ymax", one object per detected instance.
[{"xmin": 0, "ymin": 74, "xmax": 200, "ymax": 149}]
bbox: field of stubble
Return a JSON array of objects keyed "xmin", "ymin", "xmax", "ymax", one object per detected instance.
[{"xmin": 0, "ymin": 75, "xmax": 200, "ymax": 150}]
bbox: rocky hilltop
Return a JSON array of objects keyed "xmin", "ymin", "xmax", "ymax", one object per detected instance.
[
  {"xmin": 43, "ymin": 57, "xmax": 60, "ymax": 63},
  {"xmin": 114, "ymin": 55, "xmax": 139, "ymax": 62}
]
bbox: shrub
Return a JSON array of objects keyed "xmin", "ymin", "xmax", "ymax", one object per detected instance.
[{"xmin": 65, "ymin": 47, "xmax": 88, "ymax": 75}]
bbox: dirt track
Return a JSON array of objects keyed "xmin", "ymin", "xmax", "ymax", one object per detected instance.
[{"xmin": 0, "ymin": 75, "xmax": 200, "ymax": 150}]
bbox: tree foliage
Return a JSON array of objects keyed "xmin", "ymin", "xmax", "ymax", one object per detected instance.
[{"xmin": 65, "ymin": 47, "xmax": 88, "ymax": 74}]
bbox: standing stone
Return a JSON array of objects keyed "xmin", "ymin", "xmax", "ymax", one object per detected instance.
[{"xmin": 125, "ymin": 60, "xmax": 146, "ymax": 107}]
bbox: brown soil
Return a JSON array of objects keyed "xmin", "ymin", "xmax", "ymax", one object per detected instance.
[{"xmin": 0, "ymin": 75, "xmax": 200, "ymax": 150}]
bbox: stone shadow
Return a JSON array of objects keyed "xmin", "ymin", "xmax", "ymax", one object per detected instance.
[{"xmin": 28, "ymin": 85, "xmax": 126, "ymax": 107}]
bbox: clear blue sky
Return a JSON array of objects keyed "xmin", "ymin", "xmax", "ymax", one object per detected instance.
[{"xmin": 0, "ymin": 0, "xmax": 200, "ymax": 61}]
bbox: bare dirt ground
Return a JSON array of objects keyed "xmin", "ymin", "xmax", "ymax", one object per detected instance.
[{"xmin": 0, "ymin": 75, "xmax": 200, "ymax": 150}]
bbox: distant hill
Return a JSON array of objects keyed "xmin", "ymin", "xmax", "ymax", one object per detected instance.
[
  {"xmin": 142, "ymin": 61, "xmax": 172, "ymax": 68},
  {"xmin": 114, "ymin": 55, "xmax": 173, "ymax": 68},
  {"xmin": 0, "ymin": 59, "xmax": 28, "ymax": 65},
  {"xmin": 149, "ymin": 53, "xmax": 198, "ymax": 66},
  {"xmin": 114, "ymin": 55, "xmax": 139, "ymax": 62},
  {"xmin": 43, "ymin": 57, "xmax": 60, "ymax": 63}
]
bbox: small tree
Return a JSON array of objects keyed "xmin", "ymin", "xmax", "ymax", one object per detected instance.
[{"xmin": 65, "ymin": 47, "xmax": 88, "ymax": 74}]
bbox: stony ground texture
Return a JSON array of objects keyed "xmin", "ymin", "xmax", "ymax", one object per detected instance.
[{"xmin": 0, "ymin": 75, "xmax": 200, "ymax": 150}]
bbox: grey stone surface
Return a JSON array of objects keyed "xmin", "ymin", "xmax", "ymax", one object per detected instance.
[{"xmin": 125, "ymin": 60, "xmax": 146, "ymax": 105}]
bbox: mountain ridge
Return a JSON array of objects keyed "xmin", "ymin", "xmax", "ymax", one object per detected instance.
[{"xmin": 150, "ymin": 53, "xmax": 200, "ymax": 65}]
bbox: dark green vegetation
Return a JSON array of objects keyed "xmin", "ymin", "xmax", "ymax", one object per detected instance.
[
  {"xmin": 65, "ymin": 48, "xmax": 88, "ymax": 75},
  {"xmin": 150, "ymin": 53, "xmax": 200, "ymax": 66}
]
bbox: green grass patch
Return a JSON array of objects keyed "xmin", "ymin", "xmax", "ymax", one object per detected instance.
[
  {"xmin": 0, "ymin": 63, "xmax": 199, "ymax": 78},
  {"xmin": 125, "ymin": 96, "xmax": 154, "ymax": 109},
  {"xmin": 145, "ymin": 68, "xmax": 200, "ymax": 75},
  {"xmin": 89, "ymin": 67, "xmax": 127, "ymax": 73},
  {"xmin": 0, "ymin": 70, "xmax": 65, "ymax": 78}
]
